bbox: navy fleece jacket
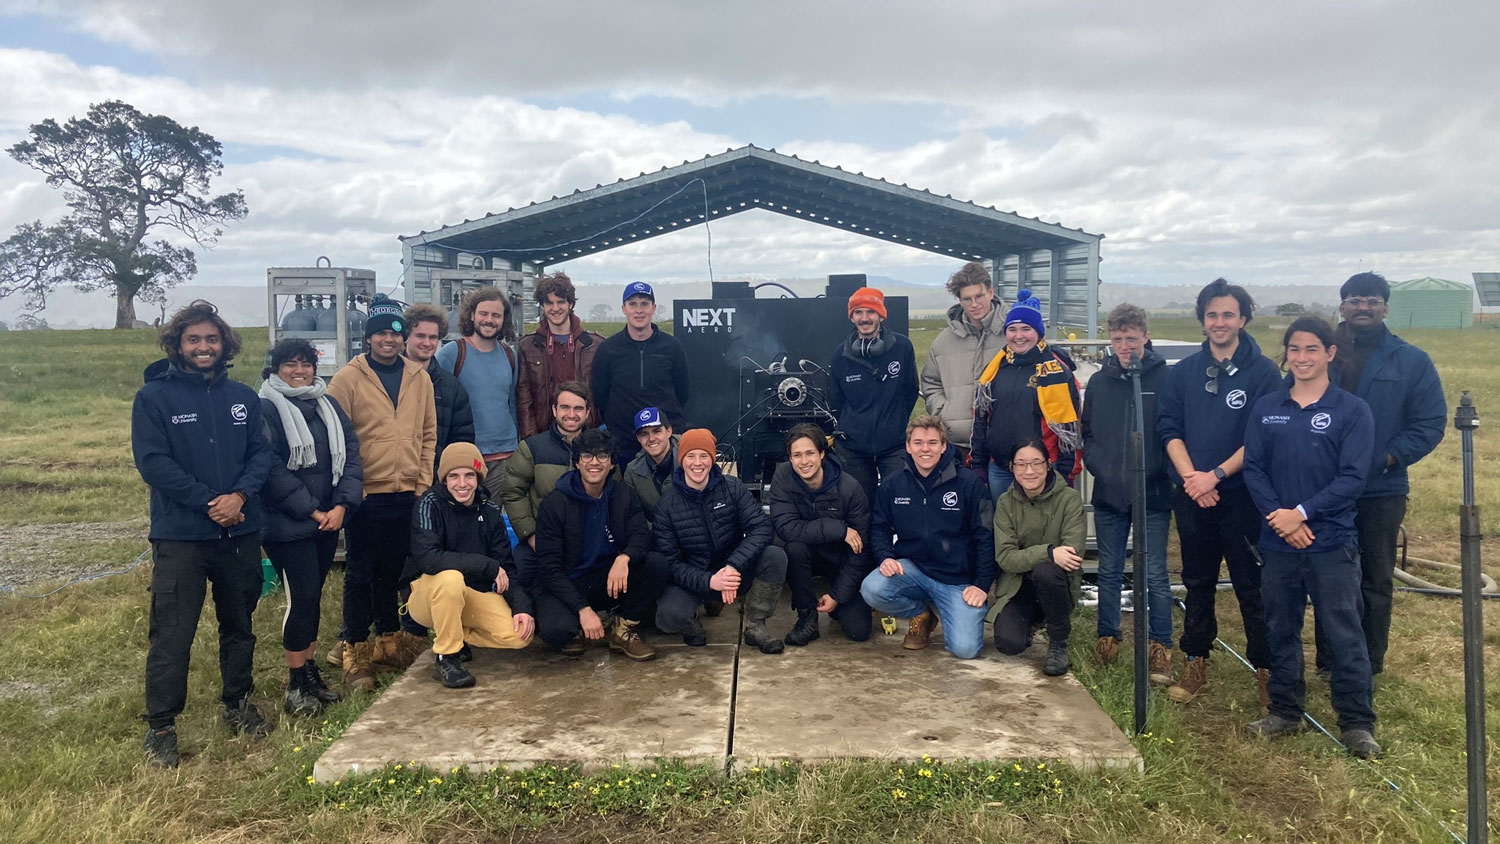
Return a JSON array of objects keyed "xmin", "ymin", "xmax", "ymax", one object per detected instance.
[
  {"xmin": 870, "ymin": 447, "xmax": 996, "ymax": 590},
  {"xmin": 1156, "ymin": 330, "xmax": 1283, "ymax": 489},
  {"xmin": 830, "ymin": 327, "xmax": 919, "ymax": 454}
]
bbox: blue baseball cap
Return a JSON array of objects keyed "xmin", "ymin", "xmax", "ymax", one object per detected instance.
[
  {"xmin": 633, "ymin": 407, "xmax": 665, "ymax": 431},
  {"xmin": 622, "ymin": 281, "xmax": 655, "ymax": 303}
]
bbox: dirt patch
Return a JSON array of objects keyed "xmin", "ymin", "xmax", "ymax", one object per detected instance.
[{"xmin": 0, "ymin": 519, "xmax": 149, "ymax": 592}]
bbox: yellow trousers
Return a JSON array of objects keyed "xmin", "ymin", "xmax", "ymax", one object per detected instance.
[{"xmin": 407, "ymin": 570, "xmax": 530, "ymax": 655}]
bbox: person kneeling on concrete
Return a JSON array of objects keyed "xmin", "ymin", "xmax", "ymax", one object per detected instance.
[
  {"xmin": 404, "ymin": 443, "xmax": 536, "ymax": 688},
  {"xmin": 769, "ymin": 422, "xmax": 875, "ymax": 645},
  {"xmin": 989, "ymin": 438, "xmax": 1086, "ymax": 676},
  {"xmin": 532, "ymin": 429, "xmax": 669, "ymax": 660},
  {"xmin": 860, "ymin": 415, "xmax": 994, "ymax": 659},
  {"xmin": 654, "ymin": 429, "xmax": 788, "ymax": 653}
]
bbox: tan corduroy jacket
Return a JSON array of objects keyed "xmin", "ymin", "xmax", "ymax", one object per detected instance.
[{"xmin": 327, "ymin": 354, "xmax": 436, "ymax": 496}]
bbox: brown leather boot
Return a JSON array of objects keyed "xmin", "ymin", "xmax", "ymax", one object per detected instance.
[
  {"xmin": 1148, "ymin": 641, "xmax": 1175, "ymax": 686},
  {"xmin": 370, "ymin": 633, "xmax": 404, "ymax": 673},
  {"xmin": 343, "ymin": 640, "xmax": 376, "ymax": 692},
  {"xmin": 325, "ymin": 640, "xmax": 346, "ymax": 669},
  {"xmin": 1167, "ymin": 656, "xmax": 1208, "ymax": 703},
  {"xmin": 395, "ymin": 631, "xmax": 429, "ymax": 668},
  {"xmin": 1256, "ymin": 667, "xmax": 1272, "ymax": 713},
  {"xmin": 608, "ymin": 618, "xmax": 657, "ymax": 662},
  {"xmin": 1094, "ymin": 635, "xmax": 1120, "ymax": 666},
  {"xmin": 902, "ymin": 609, "xmax": 936, "ymax": 650}
]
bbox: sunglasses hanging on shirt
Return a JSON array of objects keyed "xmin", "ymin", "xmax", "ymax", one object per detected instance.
[{"xmin": 1204, "ymin": 359, "xmax": 1239, "ymax": 395}]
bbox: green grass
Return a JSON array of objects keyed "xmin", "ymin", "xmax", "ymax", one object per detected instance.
[{"xmin": 0, "ymin": 320, "xmax": 1497, "ymax": 843}]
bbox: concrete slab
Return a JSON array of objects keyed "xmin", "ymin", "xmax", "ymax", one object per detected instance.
[{"xmin": 731, "ymin": 621, "xmax": 1142, "ymax": 773}]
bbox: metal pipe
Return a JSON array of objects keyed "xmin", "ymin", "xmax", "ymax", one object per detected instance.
[
  {"xmin": 1127, "ymin": 352, "xmax": 1149, "ymax": 733},
  {"xmin": 1454, "ymin": 391, "xmax": 1487, "ymax": 844}
]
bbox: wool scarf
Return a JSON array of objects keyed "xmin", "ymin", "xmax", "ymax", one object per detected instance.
[
  {"xmin": 258, "ymin": 374, "xmax": 347, "ymax": 483},
  {"xmin": 975, "ymin": 340, "xmax": 1081, "ymax": 452}
]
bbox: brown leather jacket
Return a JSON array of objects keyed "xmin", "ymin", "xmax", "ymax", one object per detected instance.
[{"xmin": 515, "ymin": 314, "xmax": 605, "ymax": 438}]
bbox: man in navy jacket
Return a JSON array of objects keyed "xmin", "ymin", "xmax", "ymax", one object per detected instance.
[
  {"xmin": 830, "ymin": 286, "xmax": 919, "ymax": 509},
  {"xmin": 1314, "ymin": 272, "xmax": 1446, "ymax": 676},
  {"xmin": 860, "ymin": 415, "xmax": 994, "ymax": 659},
  {"xmin": 131, "ymin": 301, "xmax": 276, "ymax": 767}
]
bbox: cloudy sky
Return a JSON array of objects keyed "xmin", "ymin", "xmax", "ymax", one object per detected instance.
[{"xmin": 1, "ymin": 1, "xmax": 1496, "ymax": 324}]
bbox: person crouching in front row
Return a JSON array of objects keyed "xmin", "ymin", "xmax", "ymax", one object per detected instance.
[
  {"xmin": 403, "ymin": 443, "xmax": 535, "ymax": 688},
  {"xmin": 531, "ymin": 428, "xmax": 669, "ymax": 661}
]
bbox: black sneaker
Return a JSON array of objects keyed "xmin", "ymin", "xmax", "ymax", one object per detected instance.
[
  {"xmin": 1246, "ymin": 712, "xmax": 1307, "ymax": 739},
  {"xmin": 784, "ymin": 609, "xmax": 821, "ymax": 647},
  {"xmin": 681, "ymin": 618, "xmax": 709, "ymax": 647},
  {"xmin": 458, "ymin": 644, "xmax": 473, "ymax": 662},
  {"xmin": 222, "ymin": 701, "xmax": 275, "ymax": 738},
  {"xmin": 143, "ymin": 725, "xmax": 179, "ymax": 768},
  {"xmin": 433, "ymin": 653, "xmax": 476, "ymax": 688},
  {"xmin": 302, "ymin": 662, "xmax": 342, "ymax": 704},
  {"xmin": 1043, "ymin": 640, "xmax": 1071, "ymax": 676},
  {"xmin": 559, "ymin": 635, "xmax": 586, "ymax": 657},
  {"xmin": 1342, "ymin": 728, "xmax": 1382, "ymax": 760}
]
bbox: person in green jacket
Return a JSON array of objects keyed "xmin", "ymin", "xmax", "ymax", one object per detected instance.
[{"xmin": 989, "ymin": 438, "xmax": 1087, "ymax": 676}]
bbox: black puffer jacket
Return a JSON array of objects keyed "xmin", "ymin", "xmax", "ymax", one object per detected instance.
[
  {"xmin": 534, "ymin": 473, "xmax": 652, "ymax": 612},
  {"xmin": 767, "ymin": 455, "xmax": 873, "ymax": 605},
  {"xmin": 259, "ymin": 394, "xmax": 364, "ymax": 544},
  {"xmin": 404, "ymin": 484, "xmax": 531, "ymax": 615},
  {"xmin": 654, "ymin": 465, "xmax": 772, "ymax": 594},
  {"xmin": 424, "ymin": 358, "xmax": 475, "ymax": 477}
]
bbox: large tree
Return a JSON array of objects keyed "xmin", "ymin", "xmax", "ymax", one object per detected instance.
[{"xmin": 0, "ymin": 100, "xmax": 247, "ymax": 328}]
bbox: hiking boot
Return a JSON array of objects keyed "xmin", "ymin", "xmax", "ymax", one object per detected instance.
[
  {"xmin": 143, "ymin": 725, "xmax": 179, "ymax": 768},
  {"xmin": 1168, "ymin": 656, "xmax": 1208, "ymax": 703},
  {"xmin": 1245, "ymin": 712, "xmax": 1306, "ymax": 739},
  {"xmin": 1148, "ymin": 642, "xmax": 1174, "ymax": 686},
  {"xmin": 1094, "ymin": 635, "xmax": 1120, "ymax": 666},
  {"xmin": 370, "ymin": 632, "xmax": 405, "ymax": 673},
  {"xmin": 1342, "ymin": 728, "xmax": 1382, "ymax": 760},
  {"xmin": 222, "ymin": 700, "xmax": 274, "ymax": 738},
  {"xmin": 784, "ymin": 609, "xmax": 821, "ymax": 647},
  {"xmin": 559, "ymin": 634, "xmax": 587, "ymax": 657},
  {"xmin": 902, "ymin": 609, "xmax": 936, "ymax": 650},
  {"xmin": 395, "ymin": 631, "xmax": 430, "ymax": 667},
  {"xmin": 608, "ymin": 618, "xmax": 657, "ymax": 661},
  {"xmin": 1256, "ymin": 667, "xmax": 1272, "ymax": 713},
  {"xmin": 325, "ymin": 640, "xmax": 346, "ymax": 668},
  {"xmin": 303, "ymin": 661, "xmax": 342, "ymax": 704},
  {"xmin": 1044, "ymin": 640, "xmax": 1071, "ymax": 676},
  {"xmin": 283, "ymin": 665, "xmax": 324, "ymax": 718},
  {"xmin": 681, "ymin": 617, "xmax": 709, "ymax": 647},
  {"xmin": 433, "ymin": 653, "xmax": 475, "ymax": 688},
  {"xmin": 343, "ymin": 640, "xmax": 376, "ymax": 692}
]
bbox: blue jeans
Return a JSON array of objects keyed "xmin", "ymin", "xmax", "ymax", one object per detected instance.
[
  {"xmin": 1262, "ymin": 544, "xmax": 1376, "ymax": 732},
  {"xmin": 860, "ymin": 560, "xmax": 986, "ymax": 659},
  {"xmin": 986, "ymin": 461, "xmax": 1015, "ymax": 503},
  {"xmin": 1093, "ymin": 504, "xmax": 1174, "ymax": 647}
]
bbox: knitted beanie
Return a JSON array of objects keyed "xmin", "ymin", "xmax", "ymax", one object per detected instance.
[
  {"xmin": 365, "ymin": 294, "xmax": 408, "ymax": 338},
  {"xmin": 1004, "ymin": 289, "xmax": 1045, "ymax": 338},
  {"xmin": 677, "ymin": 428, "xmax": 717, "ymax": 460},
  {"xmin": 437, "ymin": 442, "xmax": 487, "ymax": 483},
  {"xmin": 847, "ymin": 287, "xmax": 888, "ymax": 320}
]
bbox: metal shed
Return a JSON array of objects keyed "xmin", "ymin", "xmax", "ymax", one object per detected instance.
[
  {"xmin": 1388, "ymin": 277, "xmax": 1474, "ymax": 330},
  {"xmin": 398, "ymin": 145, "xmax": 1105, "ymax": 335}
]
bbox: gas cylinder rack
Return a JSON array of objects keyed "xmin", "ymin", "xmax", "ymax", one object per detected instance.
[
  {"xmin": 266, "ymin": 258, "xmax": 379, "ymax": 376},
  {"xmin": 408, "ymin": 256, "xmax": 538, "ymax": 339}
]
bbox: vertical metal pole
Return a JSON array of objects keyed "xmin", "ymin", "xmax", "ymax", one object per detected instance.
[
  {"xmin": 1455, "ymin": 391, "xmax": 1487, "ymax": 844},
  {"xmin": 1127, "ymin": 354, "xmax": 1149, "ymax": 733}
]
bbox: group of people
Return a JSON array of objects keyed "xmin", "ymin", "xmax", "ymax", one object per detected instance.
[{"xmin": 131, "ymin": 264, "xmax": 1444, "ymax": 768}]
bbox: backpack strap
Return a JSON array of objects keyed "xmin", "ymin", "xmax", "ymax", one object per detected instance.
[{"xmin": 453, "ymin": 336, "xmax": 515, "ymax": 376}]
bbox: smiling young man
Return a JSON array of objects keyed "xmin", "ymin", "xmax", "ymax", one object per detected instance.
[
  {"xmin": 132, "ymin": 300, "xmax": 276, "ymax": 766},
  {"xmin": 621, "ymin": 406, "xmax": 678, "ymax": 526},
  {"xmin": 436, "ymin": 288, "xmax": 520, "ymax": 497},
  {"xmin": 830, "ymin": 286, "xmax": 919, "ymax": 509},
  {"xmin": 404, "ymin": 304, "xmax": 474, "ymax": 481},
  {"xmin": 531, "ymin": 429, "xmax": 669, "ymax": 660},
  {"xmin": 502, "ymin": 381, "xmax": 593, "ymax": 588},
  {"xmin": 517, "ymin": 272, "xmax": 606, "ymax": 439},
  {"xmin": 1155, "ymin": 278, "xmax": 1283, "ymax": 708},
  {"xmin": 768, "ymin": 423, "xmax": 875, "ymax": 646},
  {"xmin": 921, "ymin": 262, "xmax": 1006, "ymax": 458},
  {"xmin": 859, "ymin": 415, "xmax": 994, "ymax": 659},
  {"xmin": 591, "ymin": 282, "xmax": 690, "ymax": 465},
  {"xmin": 1242, "ymin": 316, "xmax": 1379, "ymax": 759}
]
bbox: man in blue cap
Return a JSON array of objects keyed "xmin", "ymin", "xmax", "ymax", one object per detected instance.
[
  {"xmin": 592, "ymin": 282, "xmax": 690, "ymax": 465},
  {"xmin": 622, "ymin": 406, "xmax": 679, "ymax": 527}
]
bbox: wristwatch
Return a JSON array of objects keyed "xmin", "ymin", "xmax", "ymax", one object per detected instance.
[{"xmin": 1211, "ymin": 467, "xmax": 1227, "ymax": 481}]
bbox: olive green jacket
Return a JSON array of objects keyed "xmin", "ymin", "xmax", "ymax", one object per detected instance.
[{"xmin": 987, "ymin": 471, "xmax": 1087, "ymax": 622}]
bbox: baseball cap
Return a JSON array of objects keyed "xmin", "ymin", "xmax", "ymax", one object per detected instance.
[
  {"xmin": 622, "ymin": 281, "xmax": 655, "ymax": 303},
  {"xmin": 633, "ymin": 406, "xmax": 665, "ymax": 431}
]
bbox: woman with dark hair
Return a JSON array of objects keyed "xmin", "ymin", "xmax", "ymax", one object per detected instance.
[
  {"xmin": 988, "ymin": 437, "xmax": 1086, "ymax": 676},
  {"xmin": 258, "ymin": 338, "xmax": 363, "ymax": 714}
]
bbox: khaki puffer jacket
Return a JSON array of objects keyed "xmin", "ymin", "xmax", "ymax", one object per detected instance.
[
  {"xmin": 920, "ymin": 300, "xmax": 1006, "ymax": 450},
  {"xmin": 326, "ymin": 355, "xmax": 436, "ymax": 496},
  {"xmin": 987, "ymin": 471, "xmax": 1086, "ymax": 622}
]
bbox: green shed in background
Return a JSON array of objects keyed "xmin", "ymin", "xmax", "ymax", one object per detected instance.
[{"xmin": 1387, "ymin": 277, "xmax": 1474, "ymax": 330}]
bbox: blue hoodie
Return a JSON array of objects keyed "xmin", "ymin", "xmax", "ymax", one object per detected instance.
[
  {"xmin": 556, "ymin": 470, "xmax": 618, "ymax": 581},
  {"xmin": 830, "ymin": 327, "xmax": 919, "ymax": 454},
  {"xmin": 1156, "ymin": 330, "xmax": 1283, "ymax": 489},
  {"xmin": 870, "ymin": 446, "xmax": 996, "ymax": 590},
  {"xmin": 132, "ymin": 359, "xmax": 275, "ymax": 541}
]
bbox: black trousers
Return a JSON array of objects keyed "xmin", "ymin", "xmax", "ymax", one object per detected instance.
[
  {"xmin": 1174, "ymin": 484, "xmax": 1271, "ymax": 667},
  {"xmin": 1315, "ymin": 494, "xmax": 1406, "ymax": 675},
  {"xmin": 341, "ymin": 493, "xmax": 413, "ymax": 644},
  {"xmin": 144, "ymin": 536, "xmax": 262, "ymax": 729},
  {"xmin": 264, "ymin": 532, "xmax": 339, "ymax": 653},
  {"xmin": 534, "ymin": 552, "xmax": 670, "ymax": 650},
  {"xmin": 833, "ymin": 441, "xmax": 906, "ymax": 516},
  {"xmin": 993, "ymin": 559, "xmax": 1074, "ymax": 655},
  {"xmin": 783, "ymin": 540, "xmax": 873, "ymax": 641}
]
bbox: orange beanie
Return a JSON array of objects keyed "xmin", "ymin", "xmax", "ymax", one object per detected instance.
[
  {"xmin": 847, "ymin": 286, "xmax": 887, "ymax": 319},
  {"xmin": 677, "ymin": 428, "xmax": 718, "ymax": 460}
]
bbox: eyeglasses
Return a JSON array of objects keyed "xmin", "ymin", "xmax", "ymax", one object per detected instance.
[
  {"xmin": 1342, "ymin": 296, "xmax": 1385, "ymax": 308},
  {"xmin": 1011, "ymin": 460, "xmax": 1048, "ymax": 472},
  {"xmin": 1204, "ymin": 359, "xmax": 1239, "ymax": 394},
  {"xmin": 577, "ymin": 453, "xmax": 612, "ymax": 465}
]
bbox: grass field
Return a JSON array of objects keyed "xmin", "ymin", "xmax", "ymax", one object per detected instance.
[{"xmin": 0, "ymin": 317, "xmax": 1497, "ymax": 844}]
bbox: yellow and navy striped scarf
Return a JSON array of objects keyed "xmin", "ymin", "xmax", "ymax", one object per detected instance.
[{"xmin": 975, "ymin": 341, "xmax": 1080, "ymax": 452}]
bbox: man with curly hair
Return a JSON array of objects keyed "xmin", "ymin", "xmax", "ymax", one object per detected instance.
[
  {"xmin": 921, "ymin": 261, "xmax": 1006, "ymax": 459},
  {"xmin": 517, "ymin": 272, "xmax": 605, "ymax": 438}
]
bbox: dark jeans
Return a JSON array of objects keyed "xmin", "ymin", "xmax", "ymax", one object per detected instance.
[
  {"xmin": 534, "ymin": 552, "xmax": 671, "ymax": 650},
  {"xmin": 1174, "ymin": 484, "xmax": 1270, "ymax": 667},
  {"xmin": 144, "ymin": 536, "xmax": 262, "ymax": 729},
  {"xmin": 783, "ymin": 540, "xmax": 873, "ymax": 641},
  {"xmin": 1263, "ymin": 544, "xmax": 1376, "ymax": 732},
  {"xmin": 342, "ymin": 493, "xmax": 413, "ymax": 644},
  {"xmin": 993, "ymin": 559, "xmax": 1075, "ymax": 654},
  {"xmin": 834, "ymin": 441, "xmax": 906, "ymax": 511},
  {"xmin": 656, "ymin": 546, "xmax": 788, "ymax": 633},
  {"xmin": 264, "ymin": 532, "xmax": 339, "ymax": 652},
  {"xmin": 1315, "ymin": 495, "xmax": 1406, "ymax": 675}
]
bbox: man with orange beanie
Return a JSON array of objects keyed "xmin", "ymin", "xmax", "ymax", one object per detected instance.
[{"xmin": 829, "ymin": 286, "xmax": 919, "ymax": 508}]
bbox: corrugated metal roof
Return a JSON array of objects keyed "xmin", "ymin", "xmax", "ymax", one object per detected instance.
[{"xmin": 1393, "ymin": 276, "xmax": 1471, "ymax": 291}]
